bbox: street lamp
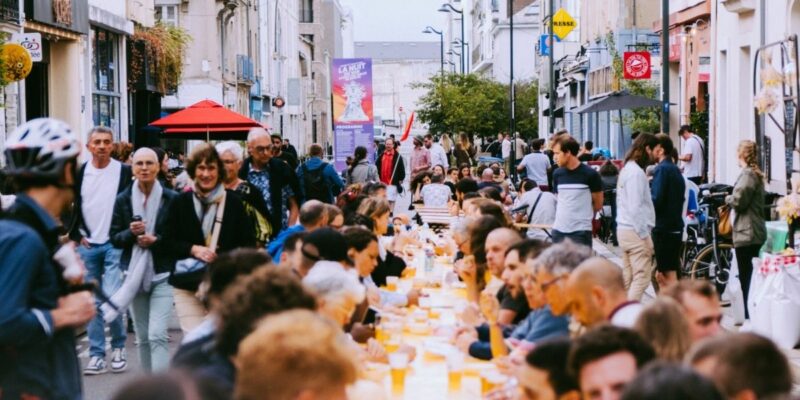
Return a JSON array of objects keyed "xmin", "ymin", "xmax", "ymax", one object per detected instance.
[
  {"xmin": 509, "ymin": 0, "xmax": 517, "ymax": 181},
  {"xmin": 446, "ymin": 60, "xmax": 457, "ymax": 73},
  {"xmin": 438, "ymin": 3, "xmax": 465, "ymax": 74},
  {"xmin": 423, "ymin": 26, "xmax": 445, "ymax": 77},
  {"xmin": 452, "ymin": 38, "xmax": 470, "ymax": 74}
]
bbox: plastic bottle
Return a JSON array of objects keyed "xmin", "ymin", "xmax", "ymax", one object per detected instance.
[{"xmin": 424, "ymin": 245, "xmax": 435, "ymax": 274}]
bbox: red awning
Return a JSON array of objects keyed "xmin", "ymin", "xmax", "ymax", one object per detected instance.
[{"xmin": 149, "ymin": 99, "xmax": 267, "ymax": 140}]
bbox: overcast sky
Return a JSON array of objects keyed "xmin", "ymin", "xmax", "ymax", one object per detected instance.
[{"xmin": 339, "ymin": 0, "xmax": 448, "ymax": 42}]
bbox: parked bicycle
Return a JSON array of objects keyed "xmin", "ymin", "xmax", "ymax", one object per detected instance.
[{"xmin": 681, "ymin": 184, "xmax": 734, "ymax": 294}]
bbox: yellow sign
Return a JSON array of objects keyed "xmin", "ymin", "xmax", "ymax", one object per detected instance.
[{"xmin": 552, "ymin": 8, "xmax": 577, "ymax": 40}]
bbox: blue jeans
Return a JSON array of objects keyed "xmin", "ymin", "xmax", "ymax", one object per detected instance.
[
  {"xmin": 551, "ymin": 230, "xmax": 593, "ymax": 249},
  {"xmin": 131, "ymin": 280, "xmax": 173, "ymax": 372},
  {"xmin": 78, "ymin": 242, "xmax": 126, "ymax": 358}
]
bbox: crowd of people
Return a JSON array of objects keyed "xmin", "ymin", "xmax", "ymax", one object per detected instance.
[{"xmin": 0, "ymin": 116, "xmax": 786, "ymax": 400}]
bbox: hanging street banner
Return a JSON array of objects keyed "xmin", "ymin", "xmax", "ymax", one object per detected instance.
[
  {"xmin": 552, "ymin": 8, "xmax": 577, "ymax": 40},
  {"xmin": 623, "ymin": 51, "xmax": 652, "ymax": 80},
  {"xmin": 331, "ymin": 58, "xmax": 374, "ymax": 171}
]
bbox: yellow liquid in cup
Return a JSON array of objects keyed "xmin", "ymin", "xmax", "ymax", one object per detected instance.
[
  {"xmin": 390, "ymin": 368, "xmax": 406, "ymax": 392},
  {"xmin": 481, "ymin": 376, "xmax": 497, "ymax": 395},
  {"xmin": 405, "ymin": 268, "xmax": 416, "ymax": 278},
  {"xmin": 448, "ymin": 370, "xmax": 463, "ymax": 391},
  {"xmin": 428, "ymin": 308, "xmax": 441, "ymax": 319},
  {"xmin": 387, "ymin": 281, "xmax": 397, "ymax": 291},
  {"xmin": 434, "ymin": 246, "xmax": 445, "ymax": 256},
  {"xmin": 385, "ymin": 340, "xmax": 400, "ymax": 353},
  {"xmin": 375, "ymin": 326, "xmax": 387, "ymax": 343}
]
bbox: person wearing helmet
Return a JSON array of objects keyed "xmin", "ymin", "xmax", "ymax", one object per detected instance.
[
  {"xmin": 0, "ymin": 118, "xmax": 96, "ymax": 400},
  {"xmin": 68, "ymin": 126, "xmax": 132, "ymax": 375}
]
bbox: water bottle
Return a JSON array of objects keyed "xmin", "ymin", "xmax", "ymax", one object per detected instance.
[{"xmin": 424, "ymin": 245, "xmax": 435, "ymax": 274}]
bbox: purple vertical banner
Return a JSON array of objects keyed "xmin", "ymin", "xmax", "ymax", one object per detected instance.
[{"xmin": 331, "ymin": 58, "xmax": 374, "ymax": 171}]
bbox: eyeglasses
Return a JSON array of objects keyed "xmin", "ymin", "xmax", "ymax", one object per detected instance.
[
  {"xmin": 254, "ymin": 146, "xmax": 271, "ymax": 154},
  {"xmin": 540, "ymin": 274, "xmax": 566, "ymax": 290}
]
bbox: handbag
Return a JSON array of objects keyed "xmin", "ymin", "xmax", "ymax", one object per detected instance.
[
  {"xmin": 717, "ymin": 204, "xmax": 732, "ymax": 237},
  {"xmin": 171, "ymin": 192, "xmax": 227, "ymax": 288}
]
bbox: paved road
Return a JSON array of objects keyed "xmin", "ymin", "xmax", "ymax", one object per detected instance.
[{"xmin": 81, "ymin": 317, "xmax": 183, "ymax": 400}]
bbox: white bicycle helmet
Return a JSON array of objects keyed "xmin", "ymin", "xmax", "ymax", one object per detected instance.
[{"xmin": 4, "ymin": 118, "xmax": 81, "ymax": 180}]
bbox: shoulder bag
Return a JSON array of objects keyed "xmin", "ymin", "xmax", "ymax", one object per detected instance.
[{"xmin": 171, "ymin": 192, "xmax": 227, "ymax": 288}]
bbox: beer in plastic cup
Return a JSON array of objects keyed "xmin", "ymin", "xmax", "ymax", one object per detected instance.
[
  {"xmin": 388, "ymin": 352, "xmax": 409, "ymax": 393},
  {"xmin": 446, "ymin": 352, "xmax": 465, "ymax": 391},
  {"xmin": 386, "ymin": 276, "xmax": 399, "ymax": 291}
]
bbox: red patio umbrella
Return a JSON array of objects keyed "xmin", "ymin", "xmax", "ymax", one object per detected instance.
[{"xmin": 149, "ymin": 99, "xmax": 267, "ymax": 141}]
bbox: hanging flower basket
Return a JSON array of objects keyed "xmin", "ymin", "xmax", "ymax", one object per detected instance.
[{"xmin": 128, "ymin": 22, "xmax": 191, "ymax": 94}]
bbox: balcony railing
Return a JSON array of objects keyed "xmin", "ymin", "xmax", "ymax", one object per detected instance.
[
  {"xmin": 237, "ymin": 54, "xmax": 254, "ymax": 85},
  {"xmin": 0, "ymin": 0, "xmax": 19, "ymax": 23}
]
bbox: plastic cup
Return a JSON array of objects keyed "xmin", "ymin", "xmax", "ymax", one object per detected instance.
[
  {"xmin": 446, "ymin": 352, "xmax": 465, "ymax": 391},
  {"xmin": 480, "ymin": 370, "xmax": 506, "ymax": 395},
  {"xmin": 386, "ymin": 276, "xmax": 399, "ymax": 291},
  {"xmin": 388, "ymin": 352, "xmax": 410, "ymax": 393}
]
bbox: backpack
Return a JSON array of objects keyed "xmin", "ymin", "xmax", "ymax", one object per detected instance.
[{"xmin": 303, "ymin": 162, "xmax": 330, "ymax": 202}]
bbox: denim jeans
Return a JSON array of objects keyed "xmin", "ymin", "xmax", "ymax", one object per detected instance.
[
  {"xmin": 551, "ymin": 229, "xmax": 593, "ymax": 249},
  {"xmin": 78, "ymin": 242, "xmax": 126, "ymax": 358},
  {"xmin": 131, "ymin": 280, "xmax": 174, "ymax": 372}
]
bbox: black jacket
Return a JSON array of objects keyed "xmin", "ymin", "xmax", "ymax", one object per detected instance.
[
  {"xmin": 371, "ymin": 250, "xmax": 406, "ymax": 287},
  {"xmin": 238, "ymin": 157, "xmax": 301, "ymax": 235},
  {"xmin": 68, "ymin": 161, "xmax": 132, "ymax": 242},
  {"xmin": 375, "ymin": 150, "xmax": 406, "ymax": 192},
  {"xmin": 166, "ymin": 190, "xmax": 256, "ymax": 291},
  {"xmin": 110, "ymin": 185, "xmax": 178, "ymax": 275}
]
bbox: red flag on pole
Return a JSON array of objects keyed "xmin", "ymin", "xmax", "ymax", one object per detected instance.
[{"xmin": 400, "ymin": 111, "xmax": 415, "ymax": 142}]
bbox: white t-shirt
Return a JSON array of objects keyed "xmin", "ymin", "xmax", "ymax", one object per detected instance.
[
  {"xmin": 517, "ymin": 188, "xmax": 557, "ymax": 242},
  {"xmin": 429, "ymin": 143, "xmax": 449, "ymax": 169},
  {"xmin": 501, "ymin": 139, "xmax": 511, "ymax": 159},
  {"xmin": 520, "ymin": 152, "xmax": 551, "ymax": 186},
  {"xmin": 421, "ymin": 183, "xmax": 452, "ymax": 207},
  {"xmin": 81, "ymin": 159, "xmax": 122, "ymax": 244},
  {"xmin": 681, "ymin": 135, "xmax": 704, "ymax": 178}
]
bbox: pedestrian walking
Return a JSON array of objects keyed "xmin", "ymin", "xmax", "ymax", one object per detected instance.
[
  {"xmin": 376, "ymin": 137, "xmax": 405, "ymax": 211},
  {"xmin": 410, "ymin": 135, "xmax": 432, "ymax": 180},
  {"xmin": 70, "ymin": 125, "xmax": 132, "ymax": 375},
  {"xmin": 486, "ymin": 133, "xmax": 503, "ymax": 159},
  {"xmin": 168, "ymin": 144, "xmax": 256, "ymax": 334},
  {"xmin": 0, "ymin": 118, "xmax": 96, "ymax": 400},
  {"xmin": 651, "ymin": 134, "xmax": 686, "ymax": 288},
  {"xmin": 517, "ymin": 138, "xmax": 551, "ymax": 191},
  {"xmin": 679, "ymin": 125, "xmax": 705, "ymax": 185},
  {"xmin": 216, "ymin": 141, "xmax": 272, "ymax": 247},
  {"xmin": 296, "ymin": 143, "xmax": 345, "ymax": 203},
  {"xmin": 550, "ymin": 135, "xmax": 603, "ymax": 248},
  {"xmin": 240, "ymin": 128, "xmax": 301, "ymax": 233},
  {"xmin": 270, "ymin": 133, "xmax": 299, "ymax": 170},
  {"xmin": 108, "ymin": 148, "xmax": 177, "ymax": 372},
  {"xmin": 616, "ymin": 133, "xmax": 657, "ymax": 300},
  {"xmin": 441, "ymin": 133, "xmax": 454, "ymax": 161},
  {"xmin": 726, "ymin": 140, "xmax": 766, "ymax": 320},
  {"xmin": 424, "ymin": 133, "xmax": 449, "ymax": 169},
  {"xmin": 345, "ymin": 146, "xmax": 378, "ymax": 185}
]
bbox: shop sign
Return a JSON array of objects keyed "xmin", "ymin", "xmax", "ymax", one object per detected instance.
[
  {"xmin": 12, "ymin": 33, "xmax": 42, "ymax": 62},
  {"xmin": 623, "ymin": 51, "xmax": 652, "ymax": 80}
]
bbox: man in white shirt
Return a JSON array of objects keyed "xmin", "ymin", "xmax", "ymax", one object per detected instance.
[
  {"xmin": 424, "ymin": 133, "xmax": 449, "ymax": 169},
  {"xmin": 516, "ymin": 180, "xmax": 556, "ymax": 241},
  {"xmin": 420, "ymin": 173, "xmax": 452, "ymax": 207},
  {"xmin": 517, "ymin": 139, "xmax": 551, "ymax": 190},
  {"xmin": 70, "ymin": 126, "xmax": 132, "ymax": 375},
  {"xmin": 616, "ymin": 133, "xmax": 657, "ymax": 300},
  {"xmin": 679, "ymin": 125, "xmax": 704, "ymax": 185}
]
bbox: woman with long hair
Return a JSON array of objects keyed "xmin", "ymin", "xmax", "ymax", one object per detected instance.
[
  {"xmin": 356, "ymin": 197, "xmax": 407, "ymax": 287},
  {"xmin": 725, "ymin": 140, "xmax": 766, "ymax": 320},
  {"xmin": 616, "ymin": 133, "xmax": 658, "ymax": 300},
  {"xmin": 458, "ymin": 163, "xmax": 472, "ymax": 180},
  {"xmin": 346, "ymin": 146, "xmax": 378, "ymax": 185},
  {"xmin": 441, "ymin": 133, "xmax": 454, "ymax": 161}
]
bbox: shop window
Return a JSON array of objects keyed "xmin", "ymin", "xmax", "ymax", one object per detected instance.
[{"xmin": 92, "ymin": 27, "xmax": 121, "ymax": 138}]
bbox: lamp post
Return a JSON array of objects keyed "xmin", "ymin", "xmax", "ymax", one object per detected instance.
[
  {"xmin": 447, "ymin": 49, "xmax": 461, "ymax": 73},
  {"xmin": 446, "ymin": 60, "xmax": 457, "ymax": 73},
  {"xmin": 423, "ymin": 26, "xmax": 445, "ymax": 76},
  {"xmin": 452, "ymin": 38, "xmax": 470, "ymax": 74},
  {"xmin": 438, "ymin": 3, "xmax": 465, "ymax": 74},
  {"xmin": 509, "ymin": 0, "xmax": 517, "ymax": 181}
]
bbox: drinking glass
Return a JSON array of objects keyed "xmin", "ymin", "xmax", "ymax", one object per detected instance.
[{"xmin": 388, "ymin": 352, "xmax": 410, "ymax": 393}]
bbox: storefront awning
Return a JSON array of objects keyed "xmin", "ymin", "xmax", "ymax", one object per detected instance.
[{"xmin": 24, "ymin": 21, "xmax": 82, "ymax": 41}]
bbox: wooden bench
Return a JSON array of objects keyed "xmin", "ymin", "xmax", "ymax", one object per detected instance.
[{"xmin": 414, "ymin": 205, "xmax": 455, "ymax": 230}]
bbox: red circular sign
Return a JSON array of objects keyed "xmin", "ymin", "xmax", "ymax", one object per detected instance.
[{"xmin": 623, "ymin": 52, "xmax": 652, "ymax": 80}]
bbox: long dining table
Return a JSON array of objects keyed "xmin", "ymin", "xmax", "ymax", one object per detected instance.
[{"xmin": 360, "ymin": 243, "xmax": 511, "ymax": 400}]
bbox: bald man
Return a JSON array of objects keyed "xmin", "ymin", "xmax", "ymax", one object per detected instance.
[
  {"xmin": 484, "ymin": 228, "xmax": 526, "ymax": 326},
  {"xmin": 566, "ymin": 257, "xmax": 643, "ymax": 328}
]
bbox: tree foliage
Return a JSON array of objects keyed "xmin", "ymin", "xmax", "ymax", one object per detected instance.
[{"xmin": 413, "ymin": 73, "xmax": 539, "ymax": 139}]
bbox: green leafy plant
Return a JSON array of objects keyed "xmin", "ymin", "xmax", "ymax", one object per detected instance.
[
  {"xmin": 413, "ymin": 73, "xmax": 539, "ymax": 139},
  {"xmin": 128, "ymin": 22, "xmax": 191, "ymax": 94}
]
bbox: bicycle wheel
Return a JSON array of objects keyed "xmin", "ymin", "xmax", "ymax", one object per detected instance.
[{"xmin": 689, "ymin": 243, "xmax": 734, "ymax": 294}]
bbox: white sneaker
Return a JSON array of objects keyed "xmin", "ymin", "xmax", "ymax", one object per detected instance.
[
  {"xmin": 110, "ymin": 348, "xmax": 127, "ymax": 373},
  {"xmin": 83, "ymin": 356, "xmax": 107, "ymax": 375}
]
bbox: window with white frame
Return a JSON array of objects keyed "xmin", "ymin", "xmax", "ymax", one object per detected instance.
[
  {"xmin": 92, "ymin": 27, "xmax": 121, "ymax": 138},
  {"xmin": 155, "ymin": 5, "xmax": 178, "ymax": 26}
]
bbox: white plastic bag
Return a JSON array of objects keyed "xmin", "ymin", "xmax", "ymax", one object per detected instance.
[{"xmin": 722, "ymin": 252, "xmax": 746, "ymax": 324}]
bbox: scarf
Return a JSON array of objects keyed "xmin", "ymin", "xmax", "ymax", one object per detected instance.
[
  {"xmin": 193, "ymin": 184, "xmax": 226, "ymax": 245},
  {"xmin": 101, "ymin": 180, "xmax": 163, "ymax": 322}
]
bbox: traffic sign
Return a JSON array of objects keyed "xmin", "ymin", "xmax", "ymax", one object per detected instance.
[
  {"xmin": 552, "ymin": 8, "xmax": 577, "ymax": 40},
  {"xmin": 623, "ymin": 51, "xmax": 652, "ymax": 80}
]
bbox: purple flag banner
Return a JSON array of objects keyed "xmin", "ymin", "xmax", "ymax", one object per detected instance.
[{"xmin": 331, "ymin": 58, "xmax": 374, "ymax": 171}]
